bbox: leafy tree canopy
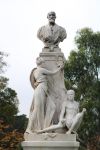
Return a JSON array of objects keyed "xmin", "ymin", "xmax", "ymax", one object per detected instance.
[
  {"xmin": 0, "ymin": 52, "xmax": 19, "ymax": 123},
  {"xmin": 0, "ymin": 52, "xmax": 28, "ymax": 149}
]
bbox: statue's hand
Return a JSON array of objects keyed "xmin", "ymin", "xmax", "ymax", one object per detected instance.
[
  {"xmin": 60, "ymin": 63, "xmax": 64, "ymax": 70},
  {"xmin": 34, "ymin": 82, "xmax": 39, "ymax": 88},
  {"xmin": 57, "ymin": 63, "xmax": 64, "ymax": 70}
]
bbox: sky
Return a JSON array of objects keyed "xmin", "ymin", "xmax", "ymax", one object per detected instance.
[{"xmin": 0, "ymin": 0, "xmax": 100, "ymax": 116}]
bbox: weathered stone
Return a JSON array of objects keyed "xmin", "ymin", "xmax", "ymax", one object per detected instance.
[
  {"xmin": 22, "ymin": 134, "xmax": 79, "ymax": 150},
  {"xmin": 37, "ymin": 11, "xmax": 67, "ymax": 51}
]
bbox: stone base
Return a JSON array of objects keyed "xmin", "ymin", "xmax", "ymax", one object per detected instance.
[
  {"xmin": 42, "ymin": 47, "xmax": 61, "ymax": 52},
  {"xmin": 22, "ymin": 134, "xmax": 79, "ymax": 150}
]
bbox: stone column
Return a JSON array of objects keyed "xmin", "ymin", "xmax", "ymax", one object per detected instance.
[{"xmin": 39, "ymin": 49, "xmax": 67, "ymax": 125}]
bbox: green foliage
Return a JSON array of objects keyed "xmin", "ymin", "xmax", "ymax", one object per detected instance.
[
  {"xmin": 0, "ymin": 76, "xmax": 19, "ymax": 123},
  {"xmin": 0, "ymin": 51, "xmax": 27, "ymax": 149},
  {"xmin": 64, "ymin": 27, "xmax": 100, "ymax": 148},
  {"xmin": 0, "ymin": 51, "xmax": 19, "ymax": 123},
  {"xmin": 13, "ymin": 115, "xmax": 28, "ymax": 132},
  {"xmin": 75, "ymin": 28, "xmax": 100, "ymax": 81}
]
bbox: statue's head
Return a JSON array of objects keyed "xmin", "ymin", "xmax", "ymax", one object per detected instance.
[
  {"xmin": 47, "ymin": 11, "xmax": 56, "ymax": 24},
  {"xmin": 67, "ymin": 90, "xmax": 75, "ymax": 101},
  {"xmin": 36, "ymin": 57, "xmax": 45, "ymax": 66}
]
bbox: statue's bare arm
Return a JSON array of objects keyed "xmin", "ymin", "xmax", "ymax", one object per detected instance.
[{"xmin": 42, "ymin": 66, "xmax": 63, "ymax": 75}]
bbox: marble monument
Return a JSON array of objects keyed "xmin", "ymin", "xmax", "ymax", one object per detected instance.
[{"xmin": 22, "ymin": 11, "xmax": 86, "ymax": 150}]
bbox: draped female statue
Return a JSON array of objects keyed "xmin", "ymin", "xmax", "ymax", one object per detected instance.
[{"xmin": 26, "ymin": 57, "xmax": 63, "ymax": 133}]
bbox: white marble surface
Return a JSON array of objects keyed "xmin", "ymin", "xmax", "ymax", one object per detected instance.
[
  {"xmin": 24, "ymin": 133, "xmax": 76, "ymax": 141},
  {"xmin": 37, "ymin": 11, "xmax": 67, "ymax": 51},
  {"xmin": 22, "ymin": 134, "xmax": 79, "ymax": 150}
]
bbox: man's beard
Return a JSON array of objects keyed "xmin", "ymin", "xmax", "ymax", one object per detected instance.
[{"xmin": 49, "ymin": 19, "xmax": 55, "ymax": 25}]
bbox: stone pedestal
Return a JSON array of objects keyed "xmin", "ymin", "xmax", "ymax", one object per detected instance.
[
  {"xmin": 22, "ymin": 134, "xmax": 79, "ymax": 150},
  {"xmin": 39, "ymin": 51, "xmax": 67, "ymax": 125}
]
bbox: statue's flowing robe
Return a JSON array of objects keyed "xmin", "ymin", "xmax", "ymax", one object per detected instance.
[{"xmin": 29, "ymin": 68, "xmax": 56, "ymax": 131}]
